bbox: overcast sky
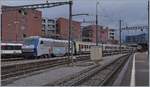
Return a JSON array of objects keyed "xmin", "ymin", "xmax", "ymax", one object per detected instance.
[{"xmin": 1, "ymin": 0, "xmax": 149, "ymax": 40}]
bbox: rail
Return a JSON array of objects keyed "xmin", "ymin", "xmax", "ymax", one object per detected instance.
[
  {"xmin": 2, "ymin": 49, "xmax": 133, "ymax": 62},
  {"xmin": 1, "ymin": 55, "xmax": 90, "ymax": 81},
  {"xmin": 46, "ymin": 53, "xmax": 131, "ymax": 86}
]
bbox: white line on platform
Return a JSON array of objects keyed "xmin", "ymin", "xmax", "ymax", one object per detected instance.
[{"xmin": 130, "ymin": 53, "xmax": 136, "ymax": 86}]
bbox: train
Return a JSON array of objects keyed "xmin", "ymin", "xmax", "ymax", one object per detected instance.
[
  {"xmin": 1, "ymin": 43, "xmax": 23, "ymax": 58},
  {"xmin": 22, "ymin": 36, "xmax": 135, "ymax": 58}
]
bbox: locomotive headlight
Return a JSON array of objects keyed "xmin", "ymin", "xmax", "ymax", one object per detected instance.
[
  {"xmin": 30, "ymin": 49, "xmax": 34, "ymax": 52},
  {"xmin": 22, "ymin": 49, "xmax": 34, "ymax": 52},
  {"xmin": 22, "ymin": 45, "xmax": 35, "ymax": 52}
]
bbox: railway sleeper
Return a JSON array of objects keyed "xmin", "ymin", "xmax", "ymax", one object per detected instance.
[{"xmin": 48, "ymin": 54, "xmax": 130, "ymax": 86}]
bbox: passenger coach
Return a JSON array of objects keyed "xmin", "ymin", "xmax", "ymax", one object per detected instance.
[
  {"xmin": 22, "ymin": 36, "xmax": 135, "ymax": 59},
  {"xmin": 1, "ymin": 43, "xmax": 22, "ymax": 58}
]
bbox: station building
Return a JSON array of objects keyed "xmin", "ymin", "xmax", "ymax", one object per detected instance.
[{"xmin": 125, "ymin": 33, "xmax": 148, "ymax": 44}]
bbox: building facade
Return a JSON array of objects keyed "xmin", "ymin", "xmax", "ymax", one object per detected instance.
[
  {"xmin": 56, "ymin": 17, "xmax": 81, "ymax": 40},
  {"xmin": 2, "ymin": 7, "xmax": 42, "ymax": 42},
  {"xmin": 42, "ymin": 18, "xmax": 56, "ymax": 38},
  {"xmin": 107, "ymin": 29, "xmax": 118, "ymax": 44},
  {"xmin": 82, "ymin": 25, "xmax": 108, "ymax": 43},
  {"xmin": 108, "ymin": 29, "xmax": 115, "ymax": 40},
  {"xmin": 125, "ymin": 33, "xmax": 148, "ymax": 44}
]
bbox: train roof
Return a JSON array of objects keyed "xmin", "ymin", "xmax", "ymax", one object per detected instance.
[
  {"xmin": 1, "ymin": 43, "xmax": 22, "ymax": 46},
  {"xmin": 24, "ymin": 36, "xmax": 71, "ymax": 43},
  {"xmin": 39, "ymin": 38, "xmax": 69, "ymax": 43}
]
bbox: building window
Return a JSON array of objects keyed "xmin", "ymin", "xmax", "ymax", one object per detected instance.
[
  {"xmin": 56, "ymin": 28, "xmax": 60, "ymax": 34},
  {"xmin": 110, "ymin": 33, "xmax": 114, "ymax": 35},
  {"xmin": 42, "ymin": 19, "xmax": 46, "ymax": 23},
  {"xmin": 110, "ymin": 36, "xmax": 114, "ymax": 39},
  {"xmin": 52, "ymin": 25, "xmax": 55, "ymax": 28},
  {"xmin": 42, "ymin": 25, "xmax": 46, "ymax": 30},
  {"xmin": 23, "ymin": 34, "xmax": 27, "ymax": 38},
  {"xmin": 34, "ymin": 16, "xmax": 38, "ymax": 19},
  {"xmin": 48, "ymin": 19, "xmax": 55, "ymax": 23},
  {"xmin": 56, "ymin": 24, "xmax": 60, "ymax": 34},
  {"xmin": 41, "ymin": 31, "xmax": 45, "ymax": 36}
]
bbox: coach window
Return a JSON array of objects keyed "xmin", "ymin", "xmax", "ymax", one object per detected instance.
[
  {"xmin": 79, "ymin": 44, "xmax": 81, "ymax": 48},
  {"xmin": 81, "ymin": 45, "xmax": 83, "ymax": 49},
  {"xmin": 23, "ymin": 34, "xmax": 26, "ymax": 38},
  {"xmin": 89, "ymin": 45, "xmax": 91, "ymax": 48},
  {"xmin": 15, "ymin": 46, "xmax": 21, "ymax": 50},
  {"xmin": 40, "ymin": 41, "xmax": 44, "ymax": 44},
  {"xmin": 1, "ymin": 46, "xmax": 5, "ymax": 50},
  {"xmin": 6, "ymin": 46, "xmax": 13, "ymax": 50}
]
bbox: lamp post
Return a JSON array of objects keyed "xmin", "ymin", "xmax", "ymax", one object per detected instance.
[
  {"xmin": 148, "ymin": 0, "xmax": 149, "ymax": 58},
  {"xmin": 96, "ymin": 2, "xmax": 99, "ymax": 46},
  {"xmin": 68, "ymin": 0, "xmax": 73, "ymax": 64},
  {"xmin": 0, "ymin": 7, "xmax": 2, "ymax": 42},
  {"xmin": 119, "ymin": 20, "xmax": 122, "ymax": 54},
  {"xmin": 69, "ymin": 13, "xmax": 89, "ymax": 65},
  {"xmin": 67, "ymin": 0, "xmax": 90, "ymax": 65}
]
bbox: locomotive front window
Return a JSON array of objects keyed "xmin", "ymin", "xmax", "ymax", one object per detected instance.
[
  {"xmin": 24, "ymin": 38, "xmax": 37, "ymax": 45},
  {"xmin": 40, "ymin": 41, "xmax": 44, "ymax": 44}
]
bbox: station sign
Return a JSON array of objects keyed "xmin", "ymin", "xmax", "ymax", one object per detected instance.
[{"xmin": 122, "ymin": 26, "xmax": 148, "ymax": 30}]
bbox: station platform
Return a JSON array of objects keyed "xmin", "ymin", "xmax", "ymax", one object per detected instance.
[
  {"xmin": 5, "ymin": 54, "xmax": 126, "ymax": 86},
  {"xmin": 120, "ymin": 52, "xmax": 149, "ymax": 86},
  {"xmin": 134, "ymin": 52, "xmax": 149, "ymax": 86}
]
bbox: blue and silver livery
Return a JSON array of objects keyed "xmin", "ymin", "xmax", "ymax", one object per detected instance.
[{"xmin": 22, "ymin": 36, "xmax": 73, "ymax": 58}]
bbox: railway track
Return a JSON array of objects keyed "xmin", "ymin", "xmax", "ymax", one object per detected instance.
[
  {"xmin": 1, "ymin": 54, "xmax": 89, "ymax": 62},
  {"xmin": 1, "ymin": 55, "xmax": 90, "ymax": 81},
  {"xmin": 46, "ymin": 53, "xmax": 131, "ymax": 86},
  {"xmin": 1, "ymin": 58, "xmax": 24, "ymax": 62},
  {"xmin": 1, "ymin": 55, "xmax": 89, "ymax": 63},
  {"xmin": 1, "ymin": 51, "xmax": 129, "ymax": 62}
]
